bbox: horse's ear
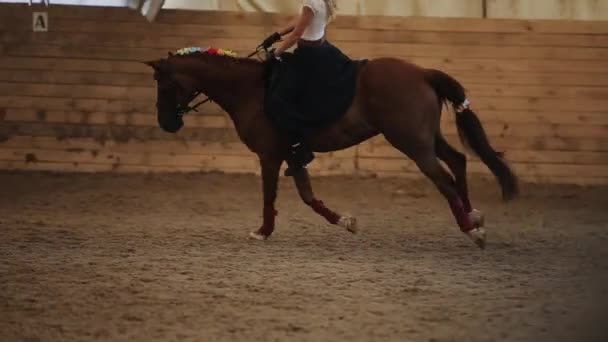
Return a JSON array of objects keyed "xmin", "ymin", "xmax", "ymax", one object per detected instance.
[{"xmin": 142, "ymin": 60, "xmax": 160, "ymax": 70}]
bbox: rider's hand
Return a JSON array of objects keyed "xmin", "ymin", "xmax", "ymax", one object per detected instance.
[{"xmin": 260, "ymin": 32, "xmax": 281, "ymax": 50}]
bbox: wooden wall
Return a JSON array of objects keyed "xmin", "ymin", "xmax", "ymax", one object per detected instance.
[
  {"xmin": 487, "ymin": 0, "xmax": 608, "ymax": 21},
  {"xmin": 164, "ymin": 0, "xmax": 608, "ymax": 20},
  {"xmin": 1, "ymin": 4, "xmax": 607, "ymax": 184}
]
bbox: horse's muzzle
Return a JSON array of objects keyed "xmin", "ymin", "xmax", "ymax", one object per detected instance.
[{"xmin": 158, "ymin": 113, "xmax": 184, "ymax": 133}]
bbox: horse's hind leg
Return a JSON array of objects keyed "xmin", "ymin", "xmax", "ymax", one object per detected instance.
[
  {"xmin": 435, "ymin": 135, "xmax": 484, "ymax": 228},
  {"xmin": 291, "ymin": 168, "xmax": 357, "ymax": 234},
  {"xmin": 384, "ymin": 133, "xmax": 486, "ymax": 248},
  {"xmin": 415, "ymin": 152, "xmax": 486, "ymax": 248}
]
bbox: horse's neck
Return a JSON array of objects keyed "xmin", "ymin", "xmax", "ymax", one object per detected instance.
[{"xmin": 178, "ymin": 57, "xmax": 263, "ymax": 117}]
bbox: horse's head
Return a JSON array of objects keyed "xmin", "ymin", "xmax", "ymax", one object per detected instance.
[
  {"xmin": 144, "ymin": 47, "xmax": 255, "ymax": 133},
  {"xmin": 143, "ymin": 55, "xmax": 201, "ymax": 133}
]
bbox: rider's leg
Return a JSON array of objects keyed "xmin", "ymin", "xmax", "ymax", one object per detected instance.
[{"xmin": 284, "ymin": 130, "xmax": 315, "ymax": 177}]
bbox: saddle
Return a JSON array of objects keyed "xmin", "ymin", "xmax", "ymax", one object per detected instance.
[{"xmin": 263, "ymin": 43, "xmax": 368, "ymax": 135}]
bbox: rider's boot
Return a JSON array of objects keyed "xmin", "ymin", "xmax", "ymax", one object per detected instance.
[{"xmin": 284, "ymin": 138, "xmax": 315, "ymax": 177}]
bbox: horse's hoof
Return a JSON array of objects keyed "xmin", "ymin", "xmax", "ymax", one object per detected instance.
[
  {"xmin": 337, "ymin": 215, "xmax": 358, "ymax": 234},
  {"xmin": 249, "ymin": 231, "xmax": 269, "ymax": 241},
  {"xmin": 466, "ymin": 228, "xmax": 487, "ymax": 249},
  {"xmin": 469, "ymin": 209, "xmax": 485, "ymax": 228}
]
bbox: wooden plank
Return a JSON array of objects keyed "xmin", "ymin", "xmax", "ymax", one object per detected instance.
[
  {"xmin": 0, "ymin": 96, "xmax": 155, "ymax": 113},
  {"xmin": 10, "ymin": 106, "xmax": 604, "ymax": 129},
  {"xmin": 5, "ymin": 81, "xmax": 608, "ymax": 103},
  {"xmin": 3, "ymin": 106, "xmax": 607, "ymax": 140},
  {"xmin": 355, "ymin": 16, "xmax": 608, "ymax": 34},
  {"xmin": 3, "ymin": 65, "xmax": 608, "ymax": 89},
  {"xmin": 529, "ymin": 20, "xmax": 608, "ymax": 35},
  {"xmin": 0, "ymin": 135, "xmax": 357, "ymax": 159},
  {"xmin": 60, "ymin": 110, "xmax": 608, "ymax": 139},
  {"xmin": 439, "ymin": 121, "xmax": 608, "ymax": 139},
  {"xmin": 465, "ymin": 85, "xmax": 608, "ymax": 99},
  {"xmin": 0, "ymin": 83, "xmax": 154, "ymax": 101},
  {"xmin": 0, "ymin": 4, "xmax": 143, "ymax": 23},
  {"xmin": 0, "ymin": 95, "xmax": 227, "ymax": 119},
  {"xmin": 359, "ymin": 170, "xmax": 608, "ymax": 185},
  {"xmin": 339, "ymin": 42, "xmax": 608, "ymax": 61},
  {"xmin": 0, "ymin": 22, "xmax": 267, "ymax": 41},
  {"xmin": 0, "ymin": 57, "xmax": 151, "ymax": 74},
  {"xmin": 0, "ymin": 5, "xmax": 284, "ymax": 26},
  {"xmin": 3, "ymin": 44, "xmax": 175, "ymax": 62},
  {"xmin": 3, "ymin": 4, "xmax": 608, "ymax": 35},
  {"xmin": 6, "ymin": 37, "xmax": 608, "ymax": 63},
  {"xmin": 460, "ymin": 97, "xmax": 608, "ymax": 112},
  {"xmin": 364, "ymin": 134, "xmax": 608, "ymax": 152},
  {"xmin": 1, "ymin": 40, "xmax": 262, "ymax": 62},
  {"xmin": 452, "ymin": 72, "xmax": 608, "ymax": 87},
  {"xmin": 4, "ymin": 34, "xmax": 608, "ymax": 65},
  {"xmin": 0, "ymin": 121, "xmax": 242, "ymax": 144},
  {"xmin": 330, "ymin": 30, "xmax": 608, "ymax": 48},
  {"xmin": 2, "ymin": 109, "xmax": 230, "ymax": 129},
  {"xmin": 0, "ymin": 136, "xmax": 252, "ymax": 156},
  {"xmin": 357, "ymin": 158, "xmax": 608, "ymax": 178},
  {"xmin": 358, "ymin": 144, "xmax": 608, "ymax": 165},
  {"xmin": 371, "ymin": 55, "xmax": 608, "ymax": 74},
  {"xmin": 5, "ymin": 24, "xmax": 608, "ymax": 49},
  {"xmin": 2, "ymin": 30, "xmax": 607, "ymax": 50},
  {"xmin": 1, "ymin": 93, "xmax": 607, "ymax": 116},
  {"xmin": 439, "ymin": 110, "xmax": 608, "ymax": 125},
  {"xmin": 0, "ymin": 160, "xmax": 257, "ymax": 174},
  {"xmin": 2, "ymin": 55, "xmax": 605, "ymax": 79},
  {"xmin": 3, "ymin": 69, "xmax": 608, "ymax": 100},
  {"xmin": 0, "ymin": 159, "xmax": 359, "ymax": 177},
  {"xmin": 399, "ymin": 57, "xmax": 608, "ymax": 74},
  {"xmin": 0, "ymin": 146, "xmax": 355, "ymax": 173},
  {"xmin": 514, "ymin": 176, "xmax": 608, "ymax": 185},
  {"xmin": 0, "ymin": 147, "xmax": 260, "ymax": 170},
  {"xmin": 0, "ymin": 69, "xmax": 153, "ymax": 87},
  {"xmin": 2, "ymin": 114, "xmax": 607, "ymax": 146}
]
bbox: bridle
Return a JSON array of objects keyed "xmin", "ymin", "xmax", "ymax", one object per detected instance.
[{"xmin": 159, "ymin": 46, "xmax": 269, "ymax": 117}]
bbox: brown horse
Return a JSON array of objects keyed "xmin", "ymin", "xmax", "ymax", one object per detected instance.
[{"xmin": 143, "ymin": 46, "xmax": 519, "ymax": 249}]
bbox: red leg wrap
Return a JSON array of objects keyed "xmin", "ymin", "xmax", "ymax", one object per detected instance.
[
  {"xmin": 259, "ymin": 205, "xmax": 277, "ymax": 236},
  {"xmin": 462, "ymin": 196, "xmax": 472, "ymax": 213},
  {"xmin": 449, "ymin": 198, "xmax": 474, "ymax": 232},
  {"xmin": 309, "ymin": 199, "xmax": 340, "ymax": 224}
]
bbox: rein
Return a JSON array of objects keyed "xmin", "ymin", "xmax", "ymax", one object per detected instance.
[{"xmin": 177, "ymin": 46, "xmax": 268, "ymax": 117}]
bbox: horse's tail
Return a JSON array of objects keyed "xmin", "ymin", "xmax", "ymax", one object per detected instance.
[{"xmin": 424, "ymin": 68, "xmax": 519, "ymax": 201}]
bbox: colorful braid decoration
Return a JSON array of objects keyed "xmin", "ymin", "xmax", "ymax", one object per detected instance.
[{"xmin": 175, "ymin": 46, "xmax": 238, "ymax": 57}]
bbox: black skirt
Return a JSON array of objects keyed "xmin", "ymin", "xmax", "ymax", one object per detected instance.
[{"xmin": 264, "ymin": 40, "xmax": 365, "ymax": 134}]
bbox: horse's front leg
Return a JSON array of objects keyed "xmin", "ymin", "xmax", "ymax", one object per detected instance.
[
  {"xmin": 291, "ymin": 168, "xmax": 358, "ymax": 234},
  {"xmin": 249, "ymin": 156, "xmax": 282, "ymax": 240}
]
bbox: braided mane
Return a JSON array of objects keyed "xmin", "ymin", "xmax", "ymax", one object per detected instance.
[{"xmin": 170, "ymin": 46, "xmax": 262, "ymax": 66}]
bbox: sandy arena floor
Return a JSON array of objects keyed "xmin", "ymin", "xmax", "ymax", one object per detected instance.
[{"xmin": 1, "ymin": 171, "xmax": 607, "ymax": 342}]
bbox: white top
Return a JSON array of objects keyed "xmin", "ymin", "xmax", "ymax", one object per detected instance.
[{"xmin": 301, "ymin": 0, "xmax": 328, "ymax": 41}]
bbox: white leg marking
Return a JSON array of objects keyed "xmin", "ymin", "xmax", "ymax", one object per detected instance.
[
  {"xmin": 337, "ymin": 215, "xmax": 358, "ymax": 234},
  {"xmin": 249, "ymin": 231, "xmax": 268, "ymax": 241},
  {"xmin": 469, "ymin": 209, "xmax": 485, "ymax": 228},
  {"xmin": 466, "ymin": 227, "xmax": 487, "ymax": 249}
]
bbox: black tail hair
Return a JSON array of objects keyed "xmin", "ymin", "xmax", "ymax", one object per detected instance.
[{"xmin": 425, "ymin": 69, "xmax": 519, "ymax": 201}]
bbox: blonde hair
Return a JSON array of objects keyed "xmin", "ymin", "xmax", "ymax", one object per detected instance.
[{"xmin": 324, "ymin": 0, "xmax": 337, "ymax": 21}]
